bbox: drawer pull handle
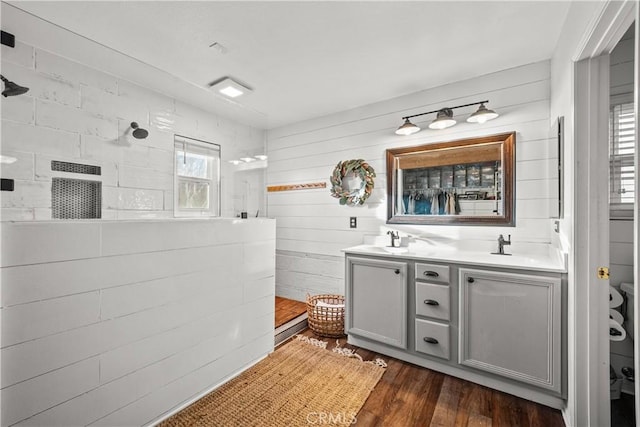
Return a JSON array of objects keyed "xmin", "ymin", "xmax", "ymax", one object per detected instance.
[
  {"xmin": 423, "ymin": 299, "xmax": 439, "ymax": 306},
  {"xmin": 394, "ymin": 269, "xmax": 400, "ymax": 275},
  {"xmin": 467, "ymin": 277, "xmax": 475, "ymax": 283},
  {"xmin": 423, "ymin": 337, "xmax": 439, "ymax": 344},
  {"xmin": 424, "ymin": 271, "xmax": 439, "ymax": 278}
]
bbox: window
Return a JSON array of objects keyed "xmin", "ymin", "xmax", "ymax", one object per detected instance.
[
  {"xmin": 609, "ymin": 101, "xmax": 636, "ymax": 216},
  {"xmin": 174, "ymin": 135, "xmax": 221, "ymax": 217}
]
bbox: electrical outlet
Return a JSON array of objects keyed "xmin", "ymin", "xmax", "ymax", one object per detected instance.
[{"xmin": 350, "ymin": 217, "xmax": 357, "ymax": 228}]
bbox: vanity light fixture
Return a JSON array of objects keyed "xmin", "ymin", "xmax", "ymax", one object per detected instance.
[
  {"xmin": 209, "ymin": 77, "xmax": 252, "ymax": 99},
  {"xmin": 428, "ymin": 108, "xmax": 456, "ymax": 130},
  {"xmin": 466, "ymin": 102, "xmax": 499, "ymax": 124},
  {"xmin": 240, "ymin": 156, "xmax": 257, "ymax": 163},
  {"xmin": 228, "ymin": 160, "xmax": 242, "ymax": 165},
  {"xmin": 395, "ymin": 100, "xmax": 499, "ymax": 135},
  {"xmin": 254, "ymin": 154, "xmax": 268, "ymax": 161}
]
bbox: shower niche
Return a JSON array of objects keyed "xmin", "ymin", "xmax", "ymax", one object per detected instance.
[{"xmin": 50, "ymin": 160, "xmax": 102, "ymax": 219}]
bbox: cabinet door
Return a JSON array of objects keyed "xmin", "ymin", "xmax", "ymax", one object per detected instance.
[
  {"xmin": 459, "ymin": 268, "xmax": 561, "ymax": 393},
  {"xmin": 346, "ymin": 256, "xmax": 407, "ymax": 349}
]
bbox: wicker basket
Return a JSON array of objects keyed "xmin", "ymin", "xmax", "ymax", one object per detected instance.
[{"xmin": 306, "ymin": 294, "xmax": 346, "ymax": 338}]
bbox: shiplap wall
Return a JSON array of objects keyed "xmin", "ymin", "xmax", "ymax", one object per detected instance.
[
  {"xmin": 267, "ymin": 61, "xmax": 557, "ymax": 300},
  {"xmin": 0, "ymin": 219, "xmax": 275, "ymax": 426},
  {"xmin": 0, "ymin": 33, "xmax": 265, "ymax": 221}
]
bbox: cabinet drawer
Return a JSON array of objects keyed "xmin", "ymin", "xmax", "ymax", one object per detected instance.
[
  {"xmin": 415, "ymin": 263, "xmax": 450, "ymax": 283},
  {"xmin": 416, "ymin": 283, "xmax": 450, "ymax": 320},
  {"xmin": 415, "ymin": 319, "xmax": 450, "ymax": 360}
]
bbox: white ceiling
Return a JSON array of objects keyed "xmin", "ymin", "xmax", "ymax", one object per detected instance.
[{"xmin": 5, "ymin": 1, "xmax": 571, "ymax": 130}]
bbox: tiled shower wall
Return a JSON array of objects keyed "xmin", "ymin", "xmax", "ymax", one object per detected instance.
[{"xmin": 0, "ymin": 40, "xmax": 265, "ymax": 221}]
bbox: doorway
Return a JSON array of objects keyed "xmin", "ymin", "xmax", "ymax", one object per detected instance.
[
  {"xmin": 574, "ymin": 4, "xmax": 638, "ymax": 426},
  {"xmin": 608, "ymin": 22, "xmax": 636, "ymax": 427}
]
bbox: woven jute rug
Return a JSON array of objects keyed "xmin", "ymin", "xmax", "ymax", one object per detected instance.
[{"xmin": 159, "ymin": 335, "xmax": 386, "ymax": 426}]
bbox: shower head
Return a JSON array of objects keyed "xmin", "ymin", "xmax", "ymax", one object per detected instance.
[
  {"xmin": 130, "ymin": 122, "xmax": 149, "ymax": 139},
  {"xmin": 0, "ymin": 74, "xmax": 29, "ymax": 97}
]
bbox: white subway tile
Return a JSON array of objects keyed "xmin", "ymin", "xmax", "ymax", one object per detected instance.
[
  {"xmin": 1, "ymin": 41, "xmax": 34, "ymax": 68},
  {"xmin": 1, "ymin": 61, "xmax": 80, "ymax": 107},
  {"xmin": 0, "ymin": 222, "xmax": 101, "ymax": 267},
  {"xmin": 33, "ymin": 207, "xmax": 52, "ymax": 220},
  {"xmin": 35, "ymin": 153, "xmax": 95, "ymax": 180},
  {"xmin": 117, "ymin": 80, "xmax": 174, "ymax": 112},
  {"xmin": 102, "ymin": 186, "xmax": 164, "ymax": 210},
  {"xmin": 37, "ymin": 99, "xmax": 118, "ymax": 140},
  {"xmin": 3, "ymin": 357, "xmax": 99, "ymax": 426},
  {"xmin": 81, "ymin": 134, "xmax": 173, "ymax": 170},
  {"xmin": 118, "ymin": 164, "xmax": 173, "ymax": 191},
  {"xmin": 36, "ymin": 49, "xmax": 117, "ymax": 94},
  {"xmin": 150, "ymin": 107, "xmax": 198, "ymax": 135},
  {"xmin": 0, "ymin": 150, "xmax": 34, "ymax": 180},
  {"xmin": 1, "ymin": 94, "xmax": 34, "ymax": 124},
  {"xmin": 164, "ymin": 190, "xmax": 174, "ymax": 210},
  {"xmin": 81, "ymin": 85, "xmax": 148, "ymax": 122},
  {"xmin": 0, "ymin": 208, "xmax": 34, "ymax": 221},
  {"xmin": 2, "ymin": 292, "xmax": 100, "ymax": 348},
  {"xmin": 0, "ymin": 180, "xmax": 50, "ymax": 209},
  {"xmin": 34, "ymin": 154, "xmax": 118, "ymax": 187},
  {"xmin": 1, "ymin": 120, "xmax": 81, "ymax": 157}
]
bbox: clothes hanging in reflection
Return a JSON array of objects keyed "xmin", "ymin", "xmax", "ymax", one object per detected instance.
[
  {"xmin": 430, "ymin": 193, "xmax": 439, "ymax": 215},
  {"xmin": 403, "ymin": 189, "xmax": 459, "ymax": 216}
]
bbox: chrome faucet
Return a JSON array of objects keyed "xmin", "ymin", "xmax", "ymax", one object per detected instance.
[
  {"xmin": 492, "ymin": 234, "xmax": 511, "ymax": 255},
  {"xmin": 387, "ymin": 230, "xmax": 401, "ymax": 247}
]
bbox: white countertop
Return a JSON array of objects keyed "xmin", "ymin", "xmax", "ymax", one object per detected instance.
[{"xmin": 342, "ymin": 244, "xmax": 567, "ymax": 273}]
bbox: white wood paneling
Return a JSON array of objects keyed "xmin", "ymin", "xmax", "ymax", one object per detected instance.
[
  {"xmin": 0, "ymin": 219, "xmax": 275, "ymax": 426},
  {"xmin": 267, "ymin": 61, "xmax": 557, "ymax": 298}
]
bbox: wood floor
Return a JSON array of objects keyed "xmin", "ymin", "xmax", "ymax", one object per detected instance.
[
  {"xmin": 275, "ymin": 296, "xmax": 307, "ymax": 328},
  {"xmin": 296, "ymin": 329, "xmax": 565, "ymax": 427}
]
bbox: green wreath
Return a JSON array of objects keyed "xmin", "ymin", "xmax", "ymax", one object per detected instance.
[{"xmin": 330, "ymin": 159, "xmax": 376, "ymax": 205}]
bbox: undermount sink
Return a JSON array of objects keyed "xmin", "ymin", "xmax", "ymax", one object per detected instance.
[{"xmin": 383, "ymin": 246, "xmax": 409, "ymax": 254}]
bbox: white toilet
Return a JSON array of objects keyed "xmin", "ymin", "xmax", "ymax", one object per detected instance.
[{"xmin": 621, "ymin": 282, "xmax": 634, "ymax": 340}]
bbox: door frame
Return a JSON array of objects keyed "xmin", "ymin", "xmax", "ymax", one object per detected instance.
[{"xmin": 572, "ymin": 1, "xmax": 637, "ymax": 426}]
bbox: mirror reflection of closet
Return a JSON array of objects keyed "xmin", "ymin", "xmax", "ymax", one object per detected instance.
[{"xmin": 386, "ymin": 132, "xmax": 515, "ymax": 226}]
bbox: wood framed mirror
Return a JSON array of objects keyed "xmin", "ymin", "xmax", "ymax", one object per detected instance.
[{"xmin": 386, "ymin": 132, "xmax": 515, "ymax": 226}]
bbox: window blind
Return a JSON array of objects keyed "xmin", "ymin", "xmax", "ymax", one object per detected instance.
[
  {"xmin": 174, "ymin": 135, "xmax": 221, "ymax": 217},
  {"xmin": 609, "ymin": 102, "xmax": 635, "ymax": 210}
]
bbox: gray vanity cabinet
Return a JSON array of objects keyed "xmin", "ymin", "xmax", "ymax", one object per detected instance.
[
  {"xmin": 458, "ymin": 268, "xmax": 562, "ymax": 393},
  {"xmin": 345, "ymin": 256, "xmax": 408, "ymax": 349}
]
